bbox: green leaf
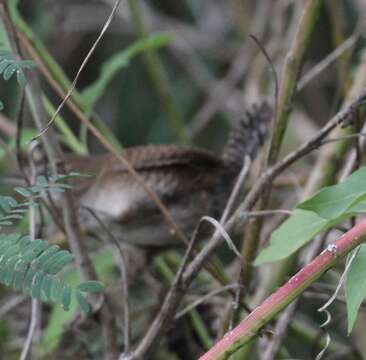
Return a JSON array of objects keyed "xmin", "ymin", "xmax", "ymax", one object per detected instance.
[
  {"xmin": 298, "ymin": 167, "xmax": 366, "ymax": 219},
  {"xmin": 0, "ymin": 56, "xmax": 34, "ymax": 85},
  {"xmin": 0, "ymin": 59, "xmax": 12, "ymax": 73},
  {"xmin": 14, "ymin": 187, "xmax": 33, "ymax": 197},
  {"xmin": 22, "ymin": 240, "xmax": 48, "ymax": 262},
  {"xmin": 36, "ymin": 175, "xmax": 49, "ymax": 187},
  {"xmin": 50, "ymin": 278, "xmax": 63, "ymax": 303},
  {"xmin": 0, "ymin": 100, "xmax": 4, "ymax": 111},
  {"xmin": 47, "ymin": 252, "xmax": 74, "ymax": 275},
  {"xmin": 16, "ymin": 68, "xmax": 26, "ymax": 88},
  {"xmin": 3, "ymin": 256, "xmax": 19, "ymax": 286},
  {"xmin": 17, "ymin": 236, "xmax": 30, "ymax": 250},
  {"xmin": 77, "ymin": 280, "xmax": 104, "ymax": 293},
  {"xmin": 32, "ymin": 245, "xmax": 60, "ymax": 268},
  {"xmin": 345, "ymin": 245, "xmax": 366, "ymax": 333},
  {"xmin": 0, "ymin": 221, "xmax": 13, "ymax": 226},
  {"xmin": 54, "ymin": 172, "xmax": 90, "ymax": 182},
  {"xmin": 23, "ymin": 268, "xmax": 37, "ymax": 294},
  {"xmin": 1, "ymin": 214, "xmax": 23, "ymax": 221},
  {"xmin": 81, "ymin": 32, "xmax": 172, "ymax": 110},
  {"xmin": 41, "ymin": 250, "xmax": 71, "ymax": 273},
  {"xmin": 256, "ymin": 168, "xmax": 366, "ymax": 265},
  {"xmin": 255, "ymin": 210, "xmax": 330, "ymax": 265},
  {"xmin": 41, "ymin": 249, "xmax": 114, "ymax": 353},
  {"xmin": 62, "ymin": 285, "xmax": 72, "ymax": 311},
  {"xmin": 75, "ymin": 290, "xmax": 90, "ymax": 313},
  {"xmin": 3, "ymin": 62, "xmax": 17, "ymax": 80},
  {"xmin": 41, "ymin": 274, "xmax": 53, "ymax": 301},
  {"xmin": 13, "ymin": 264, "xmax": 27, "ymax": 290},
  {"xmin": 0, "ymin": 196, "xmax": 16, "ymax": 212},
  {"xmin": 0, "ymin": 243, "xmax": 21, "ymax": 264},
  {"xmin": 255, "ymin": 197, "xmax": 366, "ymax": 265},
  {"xmin": 30, "ymin": 272, "xmax": 44, "ymax": 298}
]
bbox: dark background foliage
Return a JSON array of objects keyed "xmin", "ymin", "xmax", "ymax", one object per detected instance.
[{"xmin": 1, "ymin": 1, "xmax": 366, "ymax": 359}]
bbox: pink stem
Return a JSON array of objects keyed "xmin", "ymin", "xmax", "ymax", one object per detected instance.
[{"xmin": 199, "ymin": 218, "xmax": 366, "ymax": 360}]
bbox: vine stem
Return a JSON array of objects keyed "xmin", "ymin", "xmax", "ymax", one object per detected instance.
[{"xmin": 199, "ymin": 218, "xmax": 366, "ymax": 360}]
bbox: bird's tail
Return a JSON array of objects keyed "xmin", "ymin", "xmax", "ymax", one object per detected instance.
[{"xmin": 222, "ymin": 102, "xmax": 272, "ymax": 171}]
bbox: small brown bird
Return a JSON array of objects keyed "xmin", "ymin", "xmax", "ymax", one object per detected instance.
[{"xmin": 10, "ymin": 103, "xmax": 271, "ymax": 246}]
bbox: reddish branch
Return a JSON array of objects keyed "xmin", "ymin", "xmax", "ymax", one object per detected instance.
[{"xmin": 199, "ymin": 218, "xmax": 366, "ymax": 360}]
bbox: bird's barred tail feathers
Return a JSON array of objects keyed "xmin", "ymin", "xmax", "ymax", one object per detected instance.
[{"xmin": 222, "ymin": 102, "xmax": 272, "ymax": 171}]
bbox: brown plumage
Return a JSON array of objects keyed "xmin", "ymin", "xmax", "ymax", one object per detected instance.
[
  {"xmin": 9, "ymin": 103, "xmax": 272, "ymax": 246},
  {"xmin": 59, "ymin": 145, "xmax": 230, "ymax": 245}
]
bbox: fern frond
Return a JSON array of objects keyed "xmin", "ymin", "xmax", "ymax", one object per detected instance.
[
  {"xmin": 0, "ymin": 173, "xmax": 104, "ymax": 312},
  {"xmin": 0, "ymin": 50, "xmax": 35, "ymax": 87},
  {"xmin": 0, "ymin": 233, "xmax": 103, "ymax": 311},
  {"xmin": 0, "ymin": 173, "xmax": 84, "ymax": 228}
]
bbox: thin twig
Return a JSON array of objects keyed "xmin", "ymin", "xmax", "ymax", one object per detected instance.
[
  {"xmin": 183, "ymin": 89, "xmax": 366, "ymax": 289},
  {"xmin": 174, "ymin": 284, "xmax": 242, "ymax": 320},
  {"xmin": 261, "ymin": 301, "xmax": 297, "ymax": 360},
  {"xmin": 297, "ymin": 32, "xmax": 358, "ymax": 91},
  {"xmin": 20, "ymin": 299, "xmax": 39, "ymax": 360},
  {"xmin": 260, "ymin": 51, "xmax": 366, "ymax": 360},
  {"xmin": 125, "ymin": 90, "xmax": 366, "ymax": 359},
  {"xmin": 15, "ymin": 90, "xmax": 26, "ymax": 179},
  {"xmin": 240, "ymin": 209, "xmax": 293, "ymax": 219},
  {"xmin": 187, "ymin": 0, "xmax": 273, "ymax": 138},
  {"xmin": 20, "ymin": 144, "xmax": 39, "ymax": 360},
  {"xmin": 12, "ymin": 6, "xmax": 202, "ymax": 263},
  {"xmin": 238, "ymin": 0, "xmax": 323, "ymax": 300},
  {"xmin": 202, "ymin": 216, "xmax": 243, "ymax": 261},
  {"xmin": 125, "ymin": 215, "xmax": 205, "ymax": 360},
  {"xmin": 340, "ymin": 122, "xmax": 366, "ymax": 180},
  {"xmin": 87, "ymin": 208, "xmax": 131, "ymax": 354},
  {"xmin": 31, "ymin": 0, "xmax": 122, "ymax": 140},
  {"xmin": 319, "ymin": 132, "xmax": 366, "ymax": 145},
  {"xmin": 249, "ymin": 34, "xmax": 279, "ymax": 118},
  {"xmin": 220, "ymin": 156, "xmax": 251, "ymax": 224},
  {"xmin": 0, "ymin": 296, "xmax": 27, "ymax": 318}
]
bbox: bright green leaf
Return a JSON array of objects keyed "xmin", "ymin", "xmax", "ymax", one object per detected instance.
[
  {"xmin": 13, "ymin": 266, "xmax": 27, "ymax": 290},
  {"xmin": 30, "ymin": 272, "xmax": 44, "ymax": 298},
  {"xmin": 298, "ymin": 167, "xmax": 366, "ymax": 219},
  {"xmin": 62, "ymin": 285, "xmax": 72, "ymax": 311},
  {"xmin": 75, "ymin": 290, "xmax": 90, "ymax": 313},
  {"xmin": 77, "ymin": 280, "xmax": 104, "ymax": 293},
  {"xmin": 22, "ymin": 268, "xmax": 36, "ymax": 294},
  {"xmin": 14, "ymin": 187, "xmax": 33, "ymax": 197},
  {"xmin": 32, "ymin": 245, "xmax": 60, "ymax": 268},
  {"xmin": 3, "ymin": 62, "xmax": 17, "ymax": 80},
  {"xmin": 41, "ymin": 274, "xmax": 53, "ymax": 301},
  {"xmin": 41, "ymin": 250, "xmax": 71, "ymax": 273},
  {"xmin": 47, "ymin": 252, "xmax": 74, "ymax": 275},
  {"xmin": 345, "ymin": 245, "xmax": 366, "ymax": 333},
  {"xmin": 0, "ymin": 59, "xmax": 12, "ymax": 73},
  {"xmin": 16, "ymin": 69, "xmax": 26, "ymax": 87},
  {"xmin": 255, "ymin": 210, "xmax": 330, "ymax": 265},
  {"xmin": 3, "ymin": 256, "xmax": 19, "ymax": 286},
  {"xmin": 41, "ymin": 250, "xmax": 114, "ymax": 353},
  {"xmin": 50, "ymin": 278, "xmax": 63, "ymax": 303}
]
